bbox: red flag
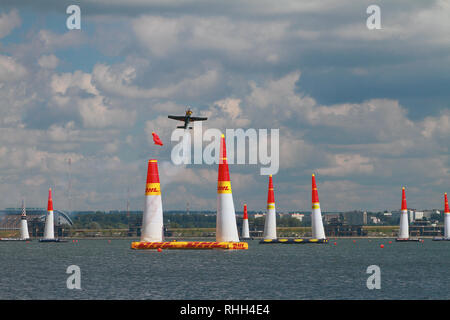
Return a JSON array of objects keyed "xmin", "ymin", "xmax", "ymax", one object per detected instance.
[{"xmin": 152, "ymin": 132, "xmax": 163, "ymax": 146}]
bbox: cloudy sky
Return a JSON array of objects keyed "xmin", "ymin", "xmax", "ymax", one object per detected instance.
[{"xmin": 0, "ymin": 0, "xmax": 449, "ymax": 213}]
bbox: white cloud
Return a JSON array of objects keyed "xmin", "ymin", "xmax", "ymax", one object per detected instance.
[
  {"xmin": 318, "ymin": 154, "xmax": 374, "ymax": 177},
  {"xmin": 0, "ymin": 55, "xmax": 27, "ymax": 82},
  {"xmin": 50, "ymin": 70, "xmax": 136, "ymax": 128},
  {"xmin": 102, "ymin": 140, "xmax": 120, "ymax": 154},
  {"xmin": 38, "ymin": 30, "xmax": 86, "ymax": 49},
  {"xmin": 421, "ymin": 111, "xmax": 450, "ymax": 139},
  {"xmin": 77, "ymin": 95, "xmax": 135, "ymax": 128},
  {"xmin": 51, "ymin": 71, "xmax": 98, "ymax": 96},
  {"xmin": 132, "ymin": 15, "xmax": 290, "ymax": 63},
  {"xmin": 38, "ymin": 54, "xmax": 59, "ymax": 69},
  {"xmin": 245, "ymin": 72, "xmax": 316, "ymax": 125},
  {"xmin": 47, "ymin": 122, "xmax": 79, "ymax": 142},
  {"xmin": 332, "ymin": 0, "xmax": 450, "ymax": 45},
  {"xmin": 308, "ymin": 99, "xmax": 416, "ymax": 142},
  {"xmin": 0, "ymin": 9, "xmax": 21, "ymax": 39},
  {"xmin": 214, "ymin": 98, "xmax": 242, "ymax": 120},
  {"xmin": 92, "ymin": 62, "xmax": 220, "ymax": 99},
  {"xmin": 132, "ymin": 16, "xmax": 183, "ymax": 57}
]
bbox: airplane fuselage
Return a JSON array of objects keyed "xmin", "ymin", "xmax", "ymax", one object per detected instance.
[
  {"xmin": 180, "ymin": 116, "xmax": 191, "ymax": 129},
  {"xmin": 168, "ymin": 109, "xmax": 207, "ymax": 129}
]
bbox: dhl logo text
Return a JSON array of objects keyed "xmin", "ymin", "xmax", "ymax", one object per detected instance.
[
  {"xmin": 145, "ymin": 183, "xmax": 161, "ymax": 195},
  {"xmin": 217, "ymin": 182, "xmax": 232, "ymax": 193}
]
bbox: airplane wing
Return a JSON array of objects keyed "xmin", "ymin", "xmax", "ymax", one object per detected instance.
[
  {"xmin": 168, "ymin": 115, "xmax": 186, "ymax": 122},
  {"xmin": 189, "ymin": 117, "xmax": 208, "ymax": 122}
]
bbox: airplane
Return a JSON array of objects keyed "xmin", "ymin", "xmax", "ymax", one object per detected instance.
[{"xmin": 168, "ymin": 107, "xmax": 208, "ymax": 129}]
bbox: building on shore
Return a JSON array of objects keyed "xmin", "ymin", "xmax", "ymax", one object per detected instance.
[
  {"xmin": 290, "ymin": 213, "xmax": 305, "ymax": 222},
  {"xmin": 343, "ymin": 211, "xmax": 367, "ymax": 225},
  {"xmin": 323, "ymin": 214, "xmax": 341, "ymax": 225},
  {"xmin": 323, "ymin": 213, "xmax": 368, "ymax": 236},
  {"xmin": 324, "ymin": 223, "xmax": 368, "ymax": 237},
  {"xmin": 409, "ymin": 219, "xmax": 443, "ymax": 237}
]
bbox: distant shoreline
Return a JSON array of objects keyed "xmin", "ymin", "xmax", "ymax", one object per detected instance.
[{"xmin": 5, "ymin": 236, "xmax": 438, "ymax": 240}]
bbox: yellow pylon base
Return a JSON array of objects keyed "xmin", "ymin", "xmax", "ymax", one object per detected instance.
[
  {"xmin": 259, "ymin": 238, "xmax": 328, "ymax": 244},
  {"xmin": 131, "ymin": 241, "xmax": 248, "ymax": 250}
]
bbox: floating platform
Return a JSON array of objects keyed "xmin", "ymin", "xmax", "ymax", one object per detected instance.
[
  {"xmin": 259, "ymin": 238, "xmax": 328, "ymax": 244},
  {"xmin": 0, "ymin": 238, "xmax": 32, "ymax": 241},
  {"xmin": 39, "ymin": 239, "xmax": 68, "ymax": 243},
  {"xmin": 131, "ymin": 241, "xmax": 248, "ymax": 250},
  {"xmin": 395, "ymin": 238, "xmax": 422, "ymax": 242},
  {"xmin": 432, "ymin": 237, "xmax": 450, "ymax": 241}
]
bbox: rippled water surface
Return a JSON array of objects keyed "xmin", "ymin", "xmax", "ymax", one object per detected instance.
[{"xmin": 1, "ymin": 239, "xmax": 449, "ymax": 299}]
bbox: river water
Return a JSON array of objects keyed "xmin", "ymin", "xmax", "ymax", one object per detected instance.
[{"xmin": 1, "ymin": 238, "xmax": 449, "ymax": 299}]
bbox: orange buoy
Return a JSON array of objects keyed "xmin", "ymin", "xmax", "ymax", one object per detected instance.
[
  {"xmin": 388, "ymin": 240, "xmax": 392, "ymax": 244},
  {"xmin": 333, "ymin": 242, "xmax": 337, "ymax": 245},
  {"xmin": 157, "ymin": 248, "xmax": 162, "ymax": 252},
  {"xmin": 380, "ymin": 244, "xmax": 384, "ymax": 248}
]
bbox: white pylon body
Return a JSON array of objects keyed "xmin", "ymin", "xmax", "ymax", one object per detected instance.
[
  {"xmin": 20, "ymin": 200, "xmax": 29, "ymax": 240},
  {"xmin": 445, "ymin": 213, "xmax": 450, "ymax": 239},
  {"xmin": 263, "ymin": 207, "xmax": 277, "ymax": 240},
  {"xmin": 398, "ymin": 210, "xmax": 409, "ymax": 239},
  {"xmin": 20, "ymin": 219, "xmax": 29, "ymax": 240},
  {"xmin": 43, "ymin": 211, "xmax": 54, "ymax": 239},
  {"xmin": 241, "ymin": 204, "xmax": 250, "ymax": 239},
  {"xmin": 444, "ymin": 193, "xmax": 450, "ymax": 239},
  {"xmin": 311, "ymin": 174, "xmax": 326, "ymax": 239},
  {"xmin": 44, "ymin": 188, "xmax": 55, "ymax": 240},
  {"xmin": 398, "ymin": 187, "xmax": 409, "ymax": 239},
  {"xmin": 20, "ymin": 223, "xmax": 29, "ymax": 240},
  {"xmin": 242, "ymin": 219, "xmax": 250, "ymax": 238},
  {"xmin": 217, "ymin": 193, "xmax": 240, "ymax": 242},
  {"xmin": 311, "ymin": 204, "xmax": 326, "ymax": 239},
  {"xmin": 140, "ymin": 160, "xmax": 164, "ymax": 242},
  {"xmin": 263, "ymin": 175, "xmax": 277, "ymax": 240}
]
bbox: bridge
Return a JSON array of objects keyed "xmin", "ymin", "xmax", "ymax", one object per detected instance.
[{"xmin": 0, "ymin": 208, "xmax": 74, "ymax": 229}]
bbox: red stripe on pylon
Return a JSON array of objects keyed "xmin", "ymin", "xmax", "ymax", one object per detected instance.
[
  {"xmin": 445, "ymin": 193, "xmax": 449, "ymax": 213},
  {"xmin": 243, "ymin": 204, "xmax": 248, "ymax": 219},
  {"xmin": 267, "ymin": 175, "xmax": 275, "ymax": 204},
  {"xmin": 218, "ymin": 134, "xmax": 230, "ymax": 182},
  {"xmin": 401, "ymin": 187, "xmax": 407, "ymax": 211},
  {"xmin": 146, "ymin": 159, "xmax": 160, "ymax": 184},
  {"xmin": 47, "ymin": 188, "xmax": 53, "ymax": 211},
  {"xmin": 312, "ymin": 174, "xmax": 319, "ymax": 203}
]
